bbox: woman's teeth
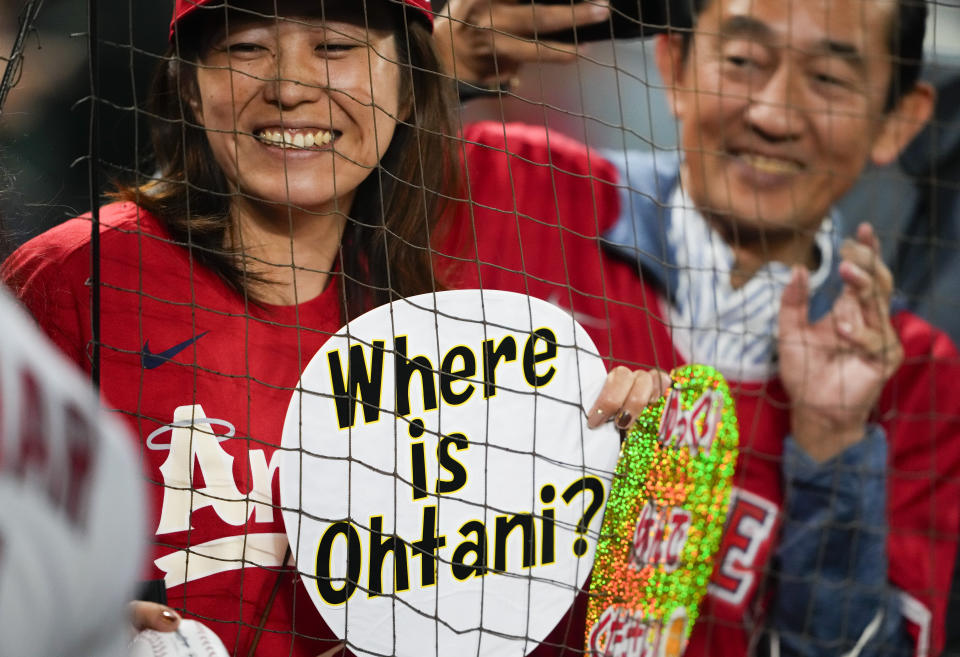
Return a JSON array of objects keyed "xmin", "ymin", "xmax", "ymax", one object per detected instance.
[{"xmin": 256, "ymin": 129, "xmax": 334, "ymax": 148}]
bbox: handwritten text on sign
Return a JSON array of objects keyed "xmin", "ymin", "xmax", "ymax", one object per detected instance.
[{"xmin": 280, "ymin": 290, "xmax": 620, "ymax": 657}]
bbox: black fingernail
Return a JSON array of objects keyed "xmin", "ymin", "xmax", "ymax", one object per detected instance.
[{"xmin": 615, "ymin": 411, "xmax": 633, "ymax": 429}]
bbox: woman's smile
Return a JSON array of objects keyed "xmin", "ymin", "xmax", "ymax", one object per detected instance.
[{"xmin": 254, "ymin": 127, "xmax": 338, "ymax": 149}]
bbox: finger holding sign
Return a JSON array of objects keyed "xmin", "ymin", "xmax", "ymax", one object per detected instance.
[{"xmin": 587, "ymin": 366, "xmax": 673, "ymax": 429}]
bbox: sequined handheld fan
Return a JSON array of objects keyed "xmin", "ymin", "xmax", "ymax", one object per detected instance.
[{"xmin": 585, "ymin": 364, "xmax": 739, "ymax": 657}]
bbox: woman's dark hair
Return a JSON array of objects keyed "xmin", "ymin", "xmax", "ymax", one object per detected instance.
[
  {"xmin": 675, "ymin": 0, "xmax": 927, "ymax": 112},
  {"xmin": 113, "ymin": 1, "xmax": 458, "ymax": 320}
]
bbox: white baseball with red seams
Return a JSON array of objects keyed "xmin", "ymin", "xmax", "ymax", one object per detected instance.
[{"xmin": 128, "ymin": 620, "xmax": 230, "ymax": 657}]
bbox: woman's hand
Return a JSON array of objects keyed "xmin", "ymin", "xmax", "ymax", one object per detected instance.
[
  {"xmin": 129, "ymin": 601, "xmax": 181, "ymax": 633},
  {"xmin": 587, "ymin": 366, "xmax": 672, "ymax": 430}
]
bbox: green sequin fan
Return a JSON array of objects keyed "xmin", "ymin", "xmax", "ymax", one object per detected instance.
[{"xmin": 585, "ymin": 365, "xmax": 739, "ymax": 656}]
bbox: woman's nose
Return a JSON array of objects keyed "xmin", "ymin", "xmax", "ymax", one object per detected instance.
[{"xmin": 262, "ymin": 44, "xmax": 326, "ymax": 108}]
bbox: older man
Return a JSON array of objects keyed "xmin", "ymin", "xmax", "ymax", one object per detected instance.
[{"xmin": 440, "ymin": 0, "xmax": 960, "ymax": 655}]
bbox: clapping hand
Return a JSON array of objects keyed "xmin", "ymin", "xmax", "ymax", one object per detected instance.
[{"xmin": 777, "ymin": 223, "xmax": 903, "ymax": 462}]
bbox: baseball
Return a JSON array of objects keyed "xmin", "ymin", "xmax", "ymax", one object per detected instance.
[{"xmin": 128, "ymin": 620, "xmax": 230, "ymax": 657}]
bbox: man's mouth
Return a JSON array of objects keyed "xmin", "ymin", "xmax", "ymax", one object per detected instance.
[
  {"xmin": 255, "ymin": 128, "xmax": 335, "ymax": 149},
  {"xmin": 736, "ymin": 153, "xmax": 803, "ymax": 175}
]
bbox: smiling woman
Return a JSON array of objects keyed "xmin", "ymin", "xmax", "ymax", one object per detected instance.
[{"xmin": 128, "ymin": 0, "xmax": 452, "ymax": 316}]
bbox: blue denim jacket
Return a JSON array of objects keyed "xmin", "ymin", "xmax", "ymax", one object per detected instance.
[
  {"xmin": 598, "ymin": 148, "xmax": 911, "ymax": 656},
  {"xmin": 772, "ymin": 430, "xmax": 909, "ymax": 656}
]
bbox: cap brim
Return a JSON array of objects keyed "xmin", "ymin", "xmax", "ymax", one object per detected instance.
[{"xmin": 170, "ymin": 0, "xmax": 434, "ymax": 42}]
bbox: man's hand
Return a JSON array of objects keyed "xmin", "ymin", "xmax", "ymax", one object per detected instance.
[
  {"xmin": 433, "ymin": 0, "xmax": 611, "ymax": 87},
  {"xmin": 777, "ymin": 223, "xmax": 903, "ymax": 462}
]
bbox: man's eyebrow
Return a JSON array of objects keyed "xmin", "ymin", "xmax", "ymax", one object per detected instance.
[
  {"xmin": 717, "ymin": 15, "xmax": 869, "ymax": 74},
  {"xmin": 809, "ymin": 39, "xmax": 868, "ymax": 75},
  {"xmin": 717, "ymin": 15, "xmax": 775, "ymax": 42}
]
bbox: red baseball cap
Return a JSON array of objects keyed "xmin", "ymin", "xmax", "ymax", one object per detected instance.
[{"xmin": 170, "ymin": 0, "xmax": 434, "ymax": 40}]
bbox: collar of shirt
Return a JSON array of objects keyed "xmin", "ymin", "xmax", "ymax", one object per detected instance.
[
  {"xmin": 599, "ymin": 149, "xmax": 845, "ymax": 382},
  {"xmin": 665, "ymin": 183, "xmax": 836, "ymax": 381}
]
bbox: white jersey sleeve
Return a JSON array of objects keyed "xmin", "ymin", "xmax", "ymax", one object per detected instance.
[{"xmin": 0, "ymin": 285, "xmax": 146, "ymax": 657}]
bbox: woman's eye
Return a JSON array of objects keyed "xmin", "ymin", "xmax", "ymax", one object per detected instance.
[
  {"xmin": 318, "ymin": 42, "xmax": 359, "ymax": 54},
  {"xmin": 224, "ymin": 42, "xmax": 267, "ymax": 55}
]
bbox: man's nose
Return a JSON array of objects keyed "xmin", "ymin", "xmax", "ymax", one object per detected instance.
[
  {"xmin": 743, "ymin": 64, "xmax": 804, "ymax": 141},
  {"xmin": 263, "ymin": 46, "xmax": 326, "ymax": 108}
]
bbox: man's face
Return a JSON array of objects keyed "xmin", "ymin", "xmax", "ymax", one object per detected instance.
[{"xmin": 661, "ymin": 0, "xmax": 910, "ymax": 238}]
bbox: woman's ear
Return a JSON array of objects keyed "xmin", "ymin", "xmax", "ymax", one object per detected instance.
[
  {"xmin": 176, "ymin": 61, "xmax": 205, "ymax": 127},
  {"xmin": 870, "ymin": 81, "xmax": 935, "ymax": 167},
  {"xmin": 188, "ymin": 90, "xmax": 205, "ymax": 127},
  {"xmin": 397, "ymin": 87, "xmax": 414, "ymax": 126},
  {"xmin": 394, "ymin": 52, "xmax": 420, "ymax": 126}
]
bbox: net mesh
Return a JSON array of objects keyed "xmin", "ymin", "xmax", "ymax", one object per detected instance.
[{"xmin": 1, "ymin": 1, "xmax": 959, "ymax": 656}]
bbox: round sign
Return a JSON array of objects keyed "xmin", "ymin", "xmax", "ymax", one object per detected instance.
[{"xmin": 280, "ymin": 290, "xmax": 620, "ymax": 657}]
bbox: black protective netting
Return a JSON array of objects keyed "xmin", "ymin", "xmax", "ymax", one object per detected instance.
[{"xmin": 1, "ymin": 1, "xmax": 959, "ymax": 656}]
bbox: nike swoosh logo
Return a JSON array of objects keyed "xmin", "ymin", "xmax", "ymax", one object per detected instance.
[{"xmin": 142, "ymin": 331, "xmax": 210, "ymax": 370}]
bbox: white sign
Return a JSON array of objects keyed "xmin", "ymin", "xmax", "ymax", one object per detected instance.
[{"xmin": 280, "ymin": 290, "xmax": 619, "ymax": 657}]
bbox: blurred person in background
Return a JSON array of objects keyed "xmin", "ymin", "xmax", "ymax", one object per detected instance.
[{"xmin": 0, "ymin": 243, "xmax": 147, "ymax": 656}]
